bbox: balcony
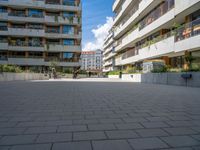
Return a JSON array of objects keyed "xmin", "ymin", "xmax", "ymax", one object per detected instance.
[
  {"xmin": 45, "ymin": 16, "xmax": 80, "ymax": 25},
  {"xmin": 114, "ymin": 10, "xmax": 139, "ymax": 38},
  {"xmin": 45, "ymin": 31, "xmax": 81, "ymax": 39},
  {"xmin": 44, "ymin": 57, "xmax": 80, "ymax": 67},
  {"xmin": 0, "ymin": 41, "xmax": 8, "ymax": 50},
  {"xmin": 8, "ymin": 13, "xmax": 44, "ymax": 23},
  {"xmin": 115, "ymin": 27, "xmax": 139, "ymax": 52},
  {"xmin": 175, "ymin": 0, "xmax": 200, "ymax": 15},
  {"xmin": 114, "ymin": 0, "xmax": 134, "ymax": 25},
  {"xmin": 7, "ymin": 0, "xmax": 45, "ymax": 8},
  {"xmin": 113, "ymin": 0, "xmax": 121, "ymax": 12},
  {"xmin": 8, "ymin": 58, "xmax": 45, "ymax": 66},
  {"xmin": 138, "ymin": 35, "xmax": 175, "ymax": 61},
  {"xmin": 139, "ymin": 8, "xmax": 175, "ymax": 38},
  {"xmin": 45, "ymin": 1, "xmax": 81, "ymax": 12},
  {"xmin": 8, "ymin": 28, "xmax": 45, "ymax": 37},
  {"xmin": 8, "ymin": 41, "xmax": 44, "ymax": 52},
  {"xmin": 0, "ymin": 12, "xmax": 8, "ymax": 20},
  {"xmin": 175, "ymin": 19, "xmax": 200, "ymax": 52},
  {"xmin": 0, "ymin": 27, "xmax": 8, "ymax": 35},
  {"xmin": 45, "ymin": 44, "xmax": 81, "ymax": 52}
]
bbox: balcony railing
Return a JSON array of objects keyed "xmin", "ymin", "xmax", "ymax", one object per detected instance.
[
  {"xmin": 175, "ymin": 18, "xmax": 200, "ymax": 42},
  {"xmin": 46, "ymin": 29, "xmax": 60, "ymax": 33},
  {"xmin": 122, "ymin": 48, "xmax": 138, "ymax": 60},
  {"xmin": 0, "ymin": 56, "xmax": 8, "ymax": 61},
  {"xmin": 9, "ymin": 41, "xmax": 43, "ymax": 47},
  {"xmin": 9, "ymin": 12, "xmax": 44, "ymax": 18},
  {"xmin": 0, "ymin": 26, "xmax": 7, "ymax": 31}
]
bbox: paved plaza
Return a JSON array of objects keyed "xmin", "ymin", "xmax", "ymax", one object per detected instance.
[{"xmin": 0, "ymin": 80, "xmax": 200, "ymax": 150}]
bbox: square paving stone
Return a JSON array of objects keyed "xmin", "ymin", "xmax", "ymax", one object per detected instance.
[
  {"xmin": 141, "ymin": 122, "xmax": 170, "ymax": 128},
  {"xmin": 0, "ymin": 128, "xmax": 26, "ymax": 136},
  {"xmin": 10, "ymin": 144, "xmax": 51, "ymax": 150},
  {"xmin": 36, "ymin": 133, "xmax": 72, "ymax": 143},
  {"xmin": 115, "ymin": 123, "xmax": 143, "ymax": 130},
  {"xmin": 88, "ymin": 124, "xmax": 116, "ymax": 131},
  {"xmin": 92, "ymin": 140, "xmax": 133, "ymax": 150},
  {"xmin": 25, "ymin": 127, "xmax": 57, "ymax": 134},
  {"xmin": 163, "ymin": 127, "xmax": 198, "ymax": 135},
  {"xmin": 99, "ymin": 119, "xmax": 123, "ymax": 124},
  {"xmin": 52, "ymin": 141, "xmax": 92, "ymax": 150},
  {"xmin": 73, "ymin": 131, "xmax": 107, "ymax": 141},
  {"xmin": 0, "ymin": 135, "xmax": 37, "ymax": 145},
  {"xmin": 161, "ymin": 136, "xmax": 200, "ymax": 147},
  {"xmin": 128, "ymin": 137, "xmax": 169, "ymax": 149},
  {"xmin": 58, "ymin": 125, "xmax": 87, "ymax": 132},
  {"xmin": 106, "ymin": 130, "xmax": 139, "ymax": 139},
  {"xmin": 135, "ymin": 129, "xmax": 169, "ymax": 137}
]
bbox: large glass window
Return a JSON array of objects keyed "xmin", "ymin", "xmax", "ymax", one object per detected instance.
[
  {"xmin": 63, "ymin": 25, "xmax": 74, "ymax": 34},
  {"xmin": 28, "ymin": 9, "xmax": 43, "ymax": 18},
  {"xmin": 63, "ymin": 39, "xmax": 74, "ymax": 45}
]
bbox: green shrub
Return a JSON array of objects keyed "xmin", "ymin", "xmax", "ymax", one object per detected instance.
[
  {"xmin": 123, "ymin": 66, "xmax": 137, "ymax": 74},
  {"xmin": 151, "ymin": 66, "xmax": 167, "ymax": 73},
  {"xmin": 108, "ymin": 71, "xmax": 120, "ymax": 75},
  {"xmin": 1, "ymin": 65, "xmax": 23, "ymax": 73}
]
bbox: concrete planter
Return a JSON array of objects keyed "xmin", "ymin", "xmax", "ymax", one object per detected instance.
[
  {"xmin": 122, "ymin": 72, "xmax": 200, "ymax": 87},
  {"xmin": 0, "ymin": 73, "xmax": 48, "ymax": 81},
  {"xmin": 108, "ymin": 75, "xmax": 120, "ymax": 79}
]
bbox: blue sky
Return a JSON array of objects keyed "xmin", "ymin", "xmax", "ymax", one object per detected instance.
[{"xmin": 82, "ymin": 0, "xmax": 114, "ymax": 50}]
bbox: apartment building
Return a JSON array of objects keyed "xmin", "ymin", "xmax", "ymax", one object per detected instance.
[
  {"xmin": 104, "ymin": 0, "xmax": 200, "ymax": 71},
  {"xmin": 0, "ymin": 0, "xmax": 82, "ymax": 72},
  {"xmin": 81, "ymin": 50, "xmax": 103, "ymax": 73},
  {"xmin": 103, "ymin": 28, "xmax": 116, "ymax": 72}
]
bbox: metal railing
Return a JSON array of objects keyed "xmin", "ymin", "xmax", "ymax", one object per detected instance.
[
  {"xmin": 175, "ymin": 18, "xmax": 200, "ymax": 42},
  {"xmin": 9, "ymin": 41, "xmax": 43, "ymax": 47}
]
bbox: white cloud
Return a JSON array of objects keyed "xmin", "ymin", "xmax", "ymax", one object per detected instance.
[{"xmin": 83, "ymin": 17, "xmax": 113, "ymax": 51}]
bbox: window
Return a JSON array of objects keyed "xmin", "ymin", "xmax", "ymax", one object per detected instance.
[
  {"xmin": 0, "ymin": 22, "xmax": 7, "ymax": 31},
  {"xmin": 63, "ymin": 12, "xmax": 75, "ymax": 18},
  {"xmin": 63, "ymin": 39, "xmax": 74, "ymax": 45},
  {"xmin": 63, "ymin": 25, "xmax": 74, "ymax": 34},
  {"xmin": 63, "ymin": 0, "xmax": 75, "ymax": 6},
  {"xmin": 0, "ymin": 6, "xmax": 7, "ymax": 13},
  {"xmin": 28, "ymin": 9, "xmax": 43, "ymax": 18},
  {"xmin": 63, "ymin": 52, "xmax": 73, "ymax": 59}
]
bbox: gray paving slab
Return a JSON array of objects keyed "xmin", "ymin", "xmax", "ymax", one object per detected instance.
[
  {"xmin": 36, "ymin": 133, "xmax": 72, "ymax": 143},
  {"xmin": 128, "ymin": 137, "xmax": 169, "ymax": 149},
  {"xmin": 105, "ymin": 130, "xmax": 139, "ymax": 139},
  {"xmin": 73, "ymin": 131, "xmax": 107, "ymax": 141},
  {"xmin": 10, "ymin": 144, "xmax": 51, "ymax": 150},
  {"xmin": 0, "ymin": 80, "xmax": 200, "ymax": 149},
  {"xmin": 92, "ymin": 140, "xmax": 132, "ymax": 150},
  {"xmin": 135, "ymin": 128, "xmax": 169, "ymax": 137},
  {"xmin": 161, "ymin": 136, "xmax": 200, "ymax": 147},
  {"xmin": 52, "ymin": 141, "xmax": 92, "ymax": 150}
]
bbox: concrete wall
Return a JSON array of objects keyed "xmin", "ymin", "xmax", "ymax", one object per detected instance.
[
  {"xmin": 122, "ymin": 73, "xmax": 200, "ymax": 87},
  {"xmin": 108, "ymin": 75, "xmax": 120, "ymax": 79},
  {"xmin": 0, "ymin": 73, "xmax": 48, "ymax": 82}
]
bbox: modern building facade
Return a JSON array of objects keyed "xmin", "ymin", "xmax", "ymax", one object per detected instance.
[
  {"xmin": 81, "ymin": 50, "xmax": 103, "ymax": 73},
  {"xmin": 103, "ymin": 0, "xmax": 200, "ymax": 72},
  {"xmin": 103, "ymin": 28, "xmax": 116, "ymax": 72},
  {"xmin": 0, "ymin": 0, "xmax": 82, "ymax": 72}
]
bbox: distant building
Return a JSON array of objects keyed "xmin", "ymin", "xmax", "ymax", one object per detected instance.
[{"xmin": 81, "ymin": 50, "xmax": 103, "ymax": 73}]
